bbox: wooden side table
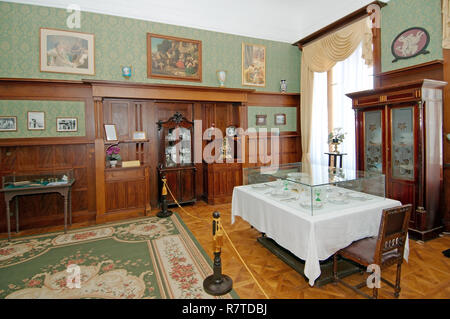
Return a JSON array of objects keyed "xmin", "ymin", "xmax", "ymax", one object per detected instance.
[
  {"xmin": 325, "ymin": 152, "xmax": 347, "ymax": 169},
  {"xmin": 0, "ymin": 181, "xmax": 74, "ymax": 241}
]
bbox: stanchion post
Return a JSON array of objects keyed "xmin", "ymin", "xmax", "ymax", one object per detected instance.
[
  {"xmin": 203, "ymin": 211, "xmax": 233, "ymax": 295},
  {"xmin": 157, "ymin": 174, "xmax": 173, "ymax": 218}
]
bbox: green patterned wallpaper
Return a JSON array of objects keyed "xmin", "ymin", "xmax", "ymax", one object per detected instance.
[
  {"xmin": 0, "ymin": 100, "xmax": 85, "ymax": 138},
  {"xmin": 0, "ymin": 2, "xmax": 301, "ymax": 93},
  {"xmin": 381, "ymin": 0, "xmax": 443, "ymax": 72},
  {"xmin": 247, "ymin": 106, "xmax": 297, "ymax": 132}
]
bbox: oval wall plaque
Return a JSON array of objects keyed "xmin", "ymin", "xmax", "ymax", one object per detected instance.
[{"xmin": 391, "ymin": 27, "xmax": 430, "ymax": 63}]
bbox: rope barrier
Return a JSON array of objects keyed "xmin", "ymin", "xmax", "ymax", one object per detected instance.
[{"xmin": 162, "ymin": 179, "xmax": 270, "ymax": 299}]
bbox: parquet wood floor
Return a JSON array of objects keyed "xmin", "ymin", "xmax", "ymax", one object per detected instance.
[
  {"xmin": 174, "ymin": 201, "xmax": 450, "ymax": 299},
  {"xmin": 2, "ymin": 200, "xmax": 449, "ymax": 299}
]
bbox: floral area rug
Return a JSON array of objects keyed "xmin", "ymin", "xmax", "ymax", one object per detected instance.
[{"xmin": 0, "ymin": 213, "xmax": 238, "ymax": 299}]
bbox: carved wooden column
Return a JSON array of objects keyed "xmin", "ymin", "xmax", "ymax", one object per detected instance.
[
  {"xmin": 94, "ymin": 96, "xmax": 106, "ymax": 223},
  {"xmin": 368, "ymin": 2, "xmax": 382, "ymax": 88}
]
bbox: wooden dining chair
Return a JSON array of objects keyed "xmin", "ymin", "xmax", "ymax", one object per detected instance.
[{"xmin": 333, "ymin": 204, "xmax": 412, "ymax": 299}]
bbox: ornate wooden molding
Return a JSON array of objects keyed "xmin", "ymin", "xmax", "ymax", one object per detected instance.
[
  {"xmin": 85, "ymin": 79, "xmax": 254, "ymax": 103},
  {"xmin": 293, "ymin": 1, "xmax": 386, "ymax": 49},
  {"xmin": 374, "ymin": 60, "xmax": 444, "ymax": 87}
]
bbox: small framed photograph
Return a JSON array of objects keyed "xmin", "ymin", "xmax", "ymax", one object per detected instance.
[
  {"xmin": 132, "ymin": 131, "xmax": 147, "ymax": 141},
  {"xmin": 274, "ymin": 113, "xmax": 286, "ymax": 125},
  {"xmin": 56, "ymin": 117, "xmax": 78, "ymax": 132},
  {"xmin": 256, "ymin": 115, "xmax": 267, "ymax": 126},
  {"xmin": 27, "ymin": 111, "xmax": 45, "ymax": 130},
  {"xmin": 0, "ymin": 116, "xmax": 17, "ymax": 131},
  {"xmin": 104, "ymin": 124, "xmax": 118, "ymax": 141}
]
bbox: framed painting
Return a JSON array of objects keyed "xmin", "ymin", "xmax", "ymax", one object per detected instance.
[
  {"xmin": 391, "ymin": 27, "xmax": 430, "ymax": 63},
  {"xmin": 56, "ymin": 117, "xmax": 78, "ymax": 132},
  {"xmin": 242, "ymin": 43, "xmax": 266, "ymax": 87},
  {"xmin": 104, "ymin": 124, "xmax": 118, "ymax": 142},
  {"xmin": 27, "ymin": 111, "xmax": 45, "ymax": 130},
  {"xmin": 274, "ymin": 113, "xmax": 286, "ymax": 125},
  {"xmin": 40, "ymin": 28, "xmax": 95, "ymax": 75},
  {"xmin": 256, "ymin": 115, "xmax": 267, "ymax": 126},
  {"xmin": 147, "ymin": 33, "xmax": 202, "ymax": 82},
  {"xmin": 0, "ymin": 116, "xmax": 17, "ymax": 131}
]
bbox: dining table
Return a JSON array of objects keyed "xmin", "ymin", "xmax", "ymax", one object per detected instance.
[{"xmin": 231, "ymin": 181, "xmax": 407, "ymax": 286}]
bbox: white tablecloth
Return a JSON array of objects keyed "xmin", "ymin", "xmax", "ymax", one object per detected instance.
[{"xmin": 231, "ymin": 184, "xmax": 408, "ymax": 286}]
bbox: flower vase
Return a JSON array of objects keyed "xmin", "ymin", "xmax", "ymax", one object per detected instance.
[{"xmin": 110, "ymin": 160, "xmax": 117, "ymax": 168}]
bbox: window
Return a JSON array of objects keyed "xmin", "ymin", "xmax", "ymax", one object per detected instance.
[{"xmin": 310, "ymin": 43, "xmax": 373, "ymax": 170}]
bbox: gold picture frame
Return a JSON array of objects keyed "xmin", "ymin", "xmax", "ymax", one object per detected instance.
[
  {"xmin": 132, "ymin": 131, "xmax": 147, "ymax": 141},
  {"xmin": 147, "ymin": 33, "xmax": 202, "ymax": 82},
  {"xmin": 104, "ymin": 124, "xmax": 118, "ymax": 142},
  {"xmin": 40, "ymin": 28, "xmax": 95, "ymax": 75},
  {"xmin": 242, "ymin": 43, "xmax": 266, "ymax": 87}
]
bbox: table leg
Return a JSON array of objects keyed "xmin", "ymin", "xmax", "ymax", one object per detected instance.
[
  {"xmin": 64, "ymin": 195, "xmax": 68, "ymax": 233},
  {"xmin": 69, "ymin": 190, "xmax": 72, "ymax": 226},
  {"xmin": 15, "ymin": 197, "xmax": 19, "ymax": 233},
  {"xmin": 328, "ymin": 155, "xmax": 331, "ymax": 167},
  {"xmin": 6, "ymin": 200, "xmax": 11, "ymax": 241}
]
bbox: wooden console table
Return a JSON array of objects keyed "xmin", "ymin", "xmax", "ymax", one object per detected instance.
[{"xmin": 0, "ymin": 181, "xmax": 75, "ymax": 240}]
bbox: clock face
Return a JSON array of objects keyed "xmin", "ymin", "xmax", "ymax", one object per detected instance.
[{"xmin": 226, "ymin": 126, "xmax": 236, "ymax": 136}]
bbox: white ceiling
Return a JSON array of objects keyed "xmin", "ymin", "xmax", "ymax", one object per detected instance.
[{"xmin": 4, "ymin": 0, "xmax": 384, "ymax": 43}]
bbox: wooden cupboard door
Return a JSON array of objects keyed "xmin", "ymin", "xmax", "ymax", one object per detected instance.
[
  {"xmin": 180, "ymin": 168, "xmax": 195, "ymax": 202},
  {"xmin": 162, "ymin": 170, "xmax": 179, "ymax": 204},
  {"xmin": 386, "ymin": 105, "xmax": 418, "ymax": 220}
]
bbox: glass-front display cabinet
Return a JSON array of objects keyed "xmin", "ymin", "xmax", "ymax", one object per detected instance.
[
  {"xmin": 347, "ymin": 79, "xmax": 446, "ymax": 239},
  {"xmin": 242, "ymin": 162, "xmax": 385, "ymax": 216},
  {"xmin": 157, "ymin": 112, "xmax": 196, "ymax": 206},
  {"xmin": 1, "ymin": 170, "xmax": 74, "ymax": 189}
]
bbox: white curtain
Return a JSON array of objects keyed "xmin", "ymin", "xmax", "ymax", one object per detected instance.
[
  {"xmin": 309, "ymin": 43, "xmax": 373, "ymax": 169},
  {"xmin": 300, "ymin": 17, "xmax": 373, "ymax": 165},
  {"xmin": 331, "ymin": 43, "xmax": 373, "ymax": 171},
  {"xmin": 310, "ymin": 71, "xmax": 329, "ymax": 167}
]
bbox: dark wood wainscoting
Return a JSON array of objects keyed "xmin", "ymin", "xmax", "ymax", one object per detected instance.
[
  {"xmin": 0, "ymin": 79, "xmax": 96, "ymax": 234},
  {"xmin": 0, "ymin": 78, "xmax": 301, "ymax": 234},
  {"xmin": 0, "ymin": 143, "xmax": 96, "ymax": 232}
]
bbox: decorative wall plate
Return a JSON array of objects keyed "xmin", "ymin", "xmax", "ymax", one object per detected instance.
[{"xmin": 391, "ymin": 27, "xmax": 430, "ymax": 62}]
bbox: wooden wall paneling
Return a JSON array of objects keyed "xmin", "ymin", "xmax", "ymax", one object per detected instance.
[
  {"xmin": 375, "ymin": 60, "xmax": 444, "ymax": 88},
  {"xmin": 193, "ymin": 102, "xmax": 204, "ymax": 199},
  {"xmin": 443, "ymin": 49, "xmax": 450, "ymax": 232}
]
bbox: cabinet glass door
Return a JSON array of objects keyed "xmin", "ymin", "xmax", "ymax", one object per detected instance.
[
  {"xmin": 364, "ymin": 110, "xmax": 383, "ymax": 173},
  {"xmin": 391, "ymin": 107, "xmax": 414, "ymax": 180}
]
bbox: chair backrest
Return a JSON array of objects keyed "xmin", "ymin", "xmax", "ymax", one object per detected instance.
[{"xmin": 374, "ymin": 204, "xmax": 412, "ymax": 266}]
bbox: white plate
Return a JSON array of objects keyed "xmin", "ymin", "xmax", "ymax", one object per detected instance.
[
  {"xmin": 270, "ymin": 192, "xmax": 292, "ymax": 199},
  {"xmin": 347, "ymin": 193, "xmax": 368, "ymax": 201},
  {"xmin": 299, "ymin": 200, "xmax": 323, "ymax": 209},
  {"xmin": 328, "ymin": 197, "xmax": 349, "ymax": 205},
  {"xmin": 251, "ymin": 184, "xmax": 267, "ymax": 189}
]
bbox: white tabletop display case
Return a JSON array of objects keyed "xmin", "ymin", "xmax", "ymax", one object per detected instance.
[{"xmin": 242, "ymin": 162, "xmax": 386, "ymax": 216}]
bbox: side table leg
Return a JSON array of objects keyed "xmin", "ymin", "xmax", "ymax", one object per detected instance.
[
  {"xmin": 68, "ymin": 190, "xmax": 72, "ymax": 226},
  {"xmin": 15, "ymin": 197, "xmax": 19, "ymax": 233},
  {"xmin": 64, "ymin": 195, "xmax": 68, "ymax": 233},
  {"xmin": 6, "ymin": 200, "xmax": 11, "ymax": 241}
]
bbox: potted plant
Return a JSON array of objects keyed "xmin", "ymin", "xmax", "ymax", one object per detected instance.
[
  {"xmin": 328, "ymin": 128, "xmax": 346, "ymax": 153},
  {"xmin": 106, "ymin": 144, "xmax": 121, "ymax": 168}
]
